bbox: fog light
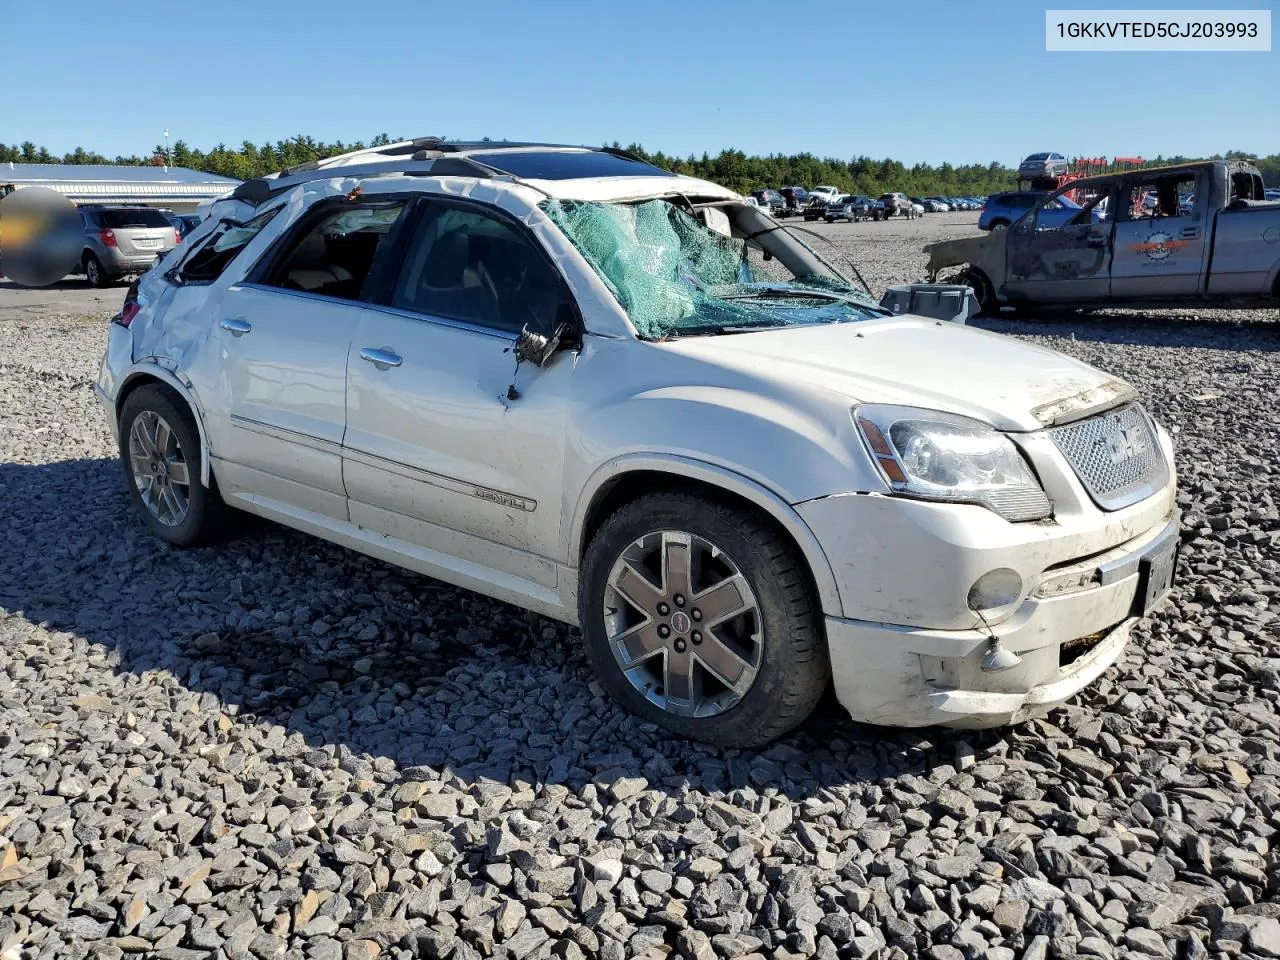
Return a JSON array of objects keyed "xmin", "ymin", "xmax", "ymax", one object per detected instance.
[
  {"xmin": 967, "ymin": 568, "xmax": 1023, "ymax": 614},
  {"xmin": 981, "ymin": 637, "xmax": 1023, "ymax": 672}
]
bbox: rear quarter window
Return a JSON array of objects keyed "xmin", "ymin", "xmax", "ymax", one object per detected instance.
[{"xmin": 175, "ymin": 206, "xmax": 282, "ymax": 284}]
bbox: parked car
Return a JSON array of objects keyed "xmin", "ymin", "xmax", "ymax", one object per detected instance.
[
  {"xmin": 879, "ymin": 192, "xmax": 913, "ymax": 218},
  {"xmin": 98, "ymin": 138, "xmax": 1179, "ymax": 745},
  {"xmin": 749, "ymin": 189, "xmax": 785, "ymax": 216},
  {"xmin": 825, "ymin": 195, "xmax": 882, "ymax": 222},
  {"xmin": 1018, "ymin": 152, "xmax": 1069, "ymax": 180},
  {"xmin": 1265, "ymin": 188, "xmax": 1280, "ymax": 201},
  {"xmin": 802, "ymin": 196, "xmax": 831, "ymax": 221},
  {"xmin": 779, "ymin": 186, "xmax": 810, "ymax": 218},
  {"xmin": 922, "ymin": 198, "xmax": 950, "ymax": 212},
  {"xmin": 978, "ymin": 191, "xmax": 1048, "ymax": 230},
  {"xmin": 926, "ymin": 159, "xmax": 1279, "ymax": 315},
  {"xmin": 808, "ymin": 185, "xmax": 841, "ymax": 205},
  {"xmin": 168, "ymin": 214, "xmax": 203, "ymax": 243},
  {"xmin": 78, "ymin": 205, "xmax": 178, "ymax": 287}
]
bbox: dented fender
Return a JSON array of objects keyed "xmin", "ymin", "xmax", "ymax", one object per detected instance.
[
  {"xmin": 111, "ymin": 360, "xmax": 215, "ymax": 489},
  {"xmin": 924, "ymin": 233, "xmax": 1006, "ymax": 288}
]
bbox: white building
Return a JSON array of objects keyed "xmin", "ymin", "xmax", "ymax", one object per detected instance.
[{"xmin": 1, "ymin": 162, "xmax": 240, "ymax": 212}]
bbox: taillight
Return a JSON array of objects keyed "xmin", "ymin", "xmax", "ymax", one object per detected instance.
[
  {"xmin": 100, "ymin": 229, "xmax": 117, "ymax": 247},
  {"xmin": 172, "ymin": 228, "xmax": 180, "ymax": 245},
  {"xmin": 114, "ymin": 301, "xmax": 141, "ymax": 328}
]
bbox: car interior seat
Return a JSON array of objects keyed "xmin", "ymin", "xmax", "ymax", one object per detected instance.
[{"xmin": 283, "ymin": 233, "xmax": 354, "ymax": 294}]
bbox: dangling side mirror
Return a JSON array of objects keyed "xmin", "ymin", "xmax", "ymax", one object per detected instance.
[{"xmin": 515, "ymin": 302, "xmax": 579, "ymax": 367}]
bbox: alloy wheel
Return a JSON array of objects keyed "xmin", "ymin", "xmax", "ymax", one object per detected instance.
[
  {"xmin": 128, "ymin": 410, "xmax": 191, "ymax": 526},
  {"xmin": 603, "ymin": 530, "xmax": 763, "ymax": 718}
]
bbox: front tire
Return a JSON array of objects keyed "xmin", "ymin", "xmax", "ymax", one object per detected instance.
[
  {"xmin": 118, "ymin": 384, "xmax": 228, "ymax": 546},
  {"xmin": 949, "ymin": 268, "xmax": 997, "ymax": 316},
  {"xmin": 580, "ymin": 491, "xmax": 829, "ymax": 747}
]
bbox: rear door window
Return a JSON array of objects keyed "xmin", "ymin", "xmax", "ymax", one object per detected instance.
[
  {"xmin": 260, "ymin": 202, "xmax": 406, "ymax": 301},
  {"xmin": 1122, "ymin": 174, "xmax": 1196, "ymax": 219}
]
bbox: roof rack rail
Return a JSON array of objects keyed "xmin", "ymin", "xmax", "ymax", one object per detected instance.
[{"xmin": 403, "ymin": 157, "xmax": 495, "ymax": 178}]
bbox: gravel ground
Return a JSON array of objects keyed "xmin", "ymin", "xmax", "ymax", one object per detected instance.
[{"xmin": 1, "ymin": 215, "xmax": 1278, "ymax": 960}]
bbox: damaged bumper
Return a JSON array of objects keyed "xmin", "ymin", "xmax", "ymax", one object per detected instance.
[
  {"xmin": 804, "ymin": 492, "xmax": 1179, "ymax": 728},
  {"xmin": 95, "ymin": 322, "xmax": 134, "ymax": 443},
  {"xmin": 824, "ymin": 611, "xmax": 1137, "ymax": 728}
]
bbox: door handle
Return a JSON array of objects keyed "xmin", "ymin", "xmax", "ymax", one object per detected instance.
[
  {"xmin": 219, "ymin": 317, "xmax": 252, "ymax": 336},
  {"xmin": 1086, "ymin": 234, "xmax": 1107, "ymax": 247},
  {"xmin": 360, "ymin": 347, "xmax": 402, "ymax": 369},
  {"xmin": 1181, "ymin": 227, "xmax": 1200, "ymax": 239}
]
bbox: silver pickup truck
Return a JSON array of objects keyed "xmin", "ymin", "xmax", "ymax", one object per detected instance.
[{"xmin": 924, "ymin": 160, "xmax": 1280, "ymax": 314}]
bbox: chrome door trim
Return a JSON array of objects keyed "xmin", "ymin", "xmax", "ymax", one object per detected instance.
[
  {"xmin": 229, "ymin": 415, "xmax": 343, "ymax": 456},
  {"xmin": 342, "ymin": 445, "xmax": 537, "ymax": 512},
  {"xmin": 364, "ymin": 302, "xmax": 520, "ymax": 343}
]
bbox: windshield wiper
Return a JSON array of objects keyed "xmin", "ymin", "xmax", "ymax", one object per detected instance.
[
  {"xmin": 718, "ymin": 287, "xmax": 845, "ymax": 301},
  {"xmin": 663, "ymin": 320, "xmax": 794, "ymax": 338}
]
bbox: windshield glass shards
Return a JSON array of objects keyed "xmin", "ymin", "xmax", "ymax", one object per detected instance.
[{"xmin": 542, "ymin": 198, "xmax": 881, "ymax": 339}]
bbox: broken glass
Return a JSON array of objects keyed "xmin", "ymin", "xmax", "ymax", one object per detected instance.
[{"xmin": 543, "ymin": 199, "xmax": 881, "ymax": 339}]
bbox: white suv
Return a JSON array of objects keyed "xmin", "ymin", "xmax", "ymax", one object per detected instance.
[{"xmin": 95, "ymin": 139, "xmax": 1179, "ymax": 746}]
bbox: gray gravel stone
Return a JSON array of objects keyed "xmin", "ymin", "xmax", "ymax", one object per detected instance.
[{"xmin": 1, "ymin": 228, "xmax": 1276, "ymax": 960}]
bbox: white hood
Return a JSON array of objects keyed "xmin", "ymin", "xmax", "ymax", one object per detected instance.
[{"xmin": 667, "ymin": 317, "xmax": 1135, "ymax": 432}]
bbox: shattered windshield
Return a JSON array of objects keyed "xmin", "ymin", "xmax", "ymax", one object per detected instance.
[{"xmin": 542, "ymin": 198, "xmax": 881, "ymax": 339}]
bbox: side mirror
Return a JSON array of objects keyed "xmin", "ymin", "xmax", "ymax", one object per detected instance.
[{"xmin": 515, "ymin": 303, "xmax": 579, "ymax": 367}]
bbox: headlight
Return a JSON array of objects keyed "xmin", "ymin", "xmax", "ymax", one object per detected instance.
[{"xmin": 854, "ymin": 405, "xmax": 1051, "ymax": 521}]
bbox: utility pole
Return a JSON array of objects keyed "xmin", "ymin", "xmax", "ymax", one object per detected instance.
[{"xmin": 163, "ymin": 129, "xmax": 170, "ymax": 171}]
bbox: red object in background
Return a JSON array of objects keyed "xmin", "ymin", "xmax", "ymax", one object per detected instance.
[{"xmin": 99, "ymin": 229, "xmax": 117, "ymax": 247}]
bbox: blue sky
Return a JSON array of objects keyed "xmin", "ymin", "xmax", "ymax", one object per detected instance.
[{"xmin": 4, "ymin": 0, "xmax": 1276, "ymax": 165}]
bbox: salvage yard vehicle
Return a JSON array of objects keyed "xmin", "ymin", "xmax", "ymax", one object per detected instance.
[
  {"xmin": 79, "ymin": 205, "xmax": 179, "ymax": 287},
  {"xmin": 779, "ymin": 186, "xmax": 810, "ymax": 217},
  {"xmin": 979, "ymin": 191, "xmax": 1046, "ymax": 230},
  {"xmin": 879, "ymin": 192, "xmax": 916, "ymax": 218},
  {"xmin": 825, "ymin": 195, "xmax": 882, "ymax": 222},
  {"xmin": 749, "ymin": 189, "xmax": 785, "ymax": 216},
  {"xmin": 1018, "ymin": 152, "xmax": 1069, "ymax": 180},
  {"xmin": 927, "ymin": 160, "xmax": 1280, "ymax": 315},
  {"xmin": 97, "ymin": 139, "xmax": 1179, "ymax": 746}
]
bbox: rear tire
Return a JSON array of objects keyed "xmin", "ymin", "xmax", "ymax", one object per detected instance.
[
  {"xmin": 580, "ymin": 491, "xmax": 829, "ymax": 747},
  {"xmin": 118, "ymin": 384, "xmax": 228, "ymax": 546},
  {"xmin": 83, "ymin": 253, "xmax": 110, "ymax": 288}
]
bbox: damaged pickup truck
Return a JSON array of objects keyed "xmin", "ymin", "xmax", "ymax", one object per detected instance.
[
  {"xmin": 97, "ymin": 139, "xmax": 1178, "ymax": 746},
  {"xmin": 926, "ymin": 160, "xmax": 1280, "ymax": 314}
]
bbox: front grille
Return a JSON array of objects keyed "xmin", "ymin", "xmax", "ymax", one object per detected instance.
[{"xmin": 1049, "ymin": 404, "xmax": 1167, "ymax": 511}]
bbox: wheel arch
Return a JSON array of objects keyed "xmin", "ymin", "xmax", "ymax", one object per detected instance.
[
  {"xmin": 115, "ymin": 366, "xmax": 213, "ymax": 488},
  {"xmin": 571, "ymin": 455, "xmax": 842, "ymax": 618}
]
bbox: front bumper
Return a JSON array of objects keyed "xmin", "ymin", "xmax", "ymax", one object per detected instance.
[{"xmin": 819, "ymin": 509, "xmax": 1179, "ymax": 728}]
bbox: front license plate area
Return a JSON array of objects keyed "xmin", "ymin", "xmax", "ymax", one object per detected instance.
[{"xmin": 1136, "ymin": 540, "xmax": 1178, "ymax": 616}]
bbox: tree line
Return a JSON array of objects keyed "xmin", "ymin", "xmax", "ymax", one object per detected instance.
[{"xmin": 2, "ymin": 136, "xmax": 1276, "ymax": 198}]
